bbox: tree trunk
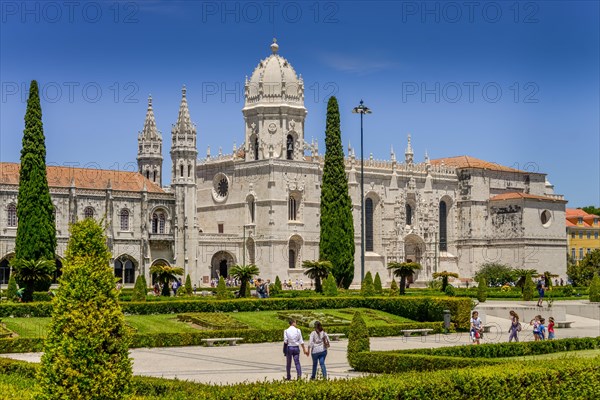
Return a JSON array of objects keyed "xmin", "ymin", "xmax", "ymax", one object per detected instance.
[
  {"xmin": 315, "ymin": 277, "xmax": 322, "ymax": 293},
  {"xmin": 161, "ymin": 281, "xmax": 171, "ymax": 296},
  {"xmin": 239, "ymin": 280, "xmax": 247, "ymax": 297},
  {"xmin": 400, "ymin": 276, "xmax": 406, "ymax": 295}
]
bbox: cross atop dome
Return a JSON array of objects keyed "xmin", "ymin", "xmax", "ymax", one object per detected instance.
[{"xmin": 271, "ymin": 38, "xmax": 279, "ymax": 54}]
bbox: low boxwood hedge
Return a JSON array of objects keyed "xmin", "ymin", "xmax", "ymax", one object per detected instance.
[
  {"xmin": 1, "ymin": 356, "xmax": 599, "ymax": 399},
  {"xmin": 0, "ymin": 321, "xmax": 445, "ymax": 353},
  {"xmin": 0, "ymin": 296, "xmax": 472, "ymax": 329},
  {"xmin": 351, "ymin": 337, "xmax": 600, "ymax": 373}
]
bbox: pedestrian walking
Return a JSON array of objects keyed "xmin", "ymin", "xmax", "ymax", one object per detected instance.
[
  {"xmin": 470, "ymin": 311, "xmax": 483, "ymax": 345},
  {"xmin": 307, "ymin": 321, "xmax": 330, "ymax": 380},
  {"xmin": 508, "ymin": 310, "xmax": 521, "ymax": 342},
  {"xmin": 283, "ymin": 319, "xmax": 308, "ymax": 380},
  {"xmin": 536, "ymin": 278, "xmax": 546, "ymax": 306},
  {"xmin": 548, "ymin": 317, "xmax": 555, "ymax": 339}
]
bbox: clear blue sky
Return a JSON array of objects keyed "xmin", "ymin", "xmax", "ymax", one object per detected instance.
[{"xmin": 1, "ymin": 1, "xmax": 598, "ymax": 207}]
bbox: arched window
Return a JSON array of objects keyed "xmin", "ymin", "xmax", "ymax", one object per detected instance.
[
  {"xmin": 289, "ymin": 249, "xmax": 296, "ymax": 269},
  {"xmin": 286, "ymin": 135, "xmax": 294, "ymax": 160},
  {"xmin": 187, "ymin": 164, "xmax": 192, "ymax": 178},
  {"xmin": 288, "ymin": 235, "xmax": 302, "ymax": 269},
  {"xmin": 84, "ymin": 207, "xmax": 95, "ymax": 219},
  {"xmin": 151, "ymin": 211, "xmax": 166, "ymax": 234},
  {"xmin": 439, "ymin": 201, "xmax": 447, "ymax": 251},
  {"xmin": 405, "ymin": 204, "xmax": 412, "ymax": 226},
  {"xmin": 7, "ymin": 203, "xmax": 17, "ymax": 227},
  {"xmin": 288, "ymin": 196, "xmax": 297, "ymax": 221},
  {"xmin": 365, "ymin": 198, "xmax": 374, "ymax": 251},
  {"xmin": 153, "ymin": 170, "xmax": 157, "ymax": 183},
  {"xmin": 180, "ymin": 164, "xmax": 184, "ymax": 178},
  {"xmin": 0, "ymin": 258, "xmax": 11, "ymax": 284},
  {"xmin": 120, "ymin": 209, "xmax": 130, "ymax": 231},
  {"xmin": 248, "ymin": 197, "xmax": 255, "ymax": 223},
  {"xmin": 146, "ymin": 170, "xmax": 150, "ymax": 180},
  {"xmin": 254, "ymin": 137, "xmax": 259, "ymax": 160}
]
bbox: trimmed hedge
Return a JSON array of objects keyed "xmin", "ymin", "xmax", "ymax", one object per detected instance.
[
  {"xmin": 1, "ymin": 356, "xmax": 599, "ymax": 399},
  {"xmin": 351, "ymin": 337, "xmax": 600, "ymax": 373},
  {"xmin": 0, "ymin": 322, "xmax": 445, "ymax": 354},
  {"xmin": 0, "ymin": 297, "xmax": 472, "ymax": 329}
]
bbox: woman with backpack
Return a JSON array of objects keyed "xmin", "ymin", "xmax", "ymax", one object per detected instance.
[
  {"xmin": 307, "ymin": 321, "xmax": 330, "ymax": 380},
  {"xmin": 508, "ymin": 310, "xmax": 521, "ymax": 342}
]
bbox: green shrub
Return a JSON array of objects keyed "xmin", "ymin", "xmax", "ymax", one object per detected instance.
[
  {"xmin": 323, "ymin": 274, "xmax": 338, "ymax": 297},
  {"xmin": 7, "ymin": 275, "xmax": 18, "ymax": 301},
  {"xmin": 132, "ymin": 275, "xmax": 147, "ymax": 302},
  {"xmin": 477, "ymin": 278, "xmax": 487, "ymax": 302},
  {"xmin": 389, "ymin": 279, "xmax": 398, "ymax": 296},
  {"xmin": 590, "ymin": 274, "xmax": 600, "ymax": 302},
  {"xmin": 177, "ymin": 313, "xmax": 249, "ymax": 330},
  {"xmin": 522, "ymin": 274, "xmax": 535, "ymax": 301},
  {"xmin": 562, "ymin": 284, "xmax": 574, "ymax": 297},
  {"xmin": 36, "ymin": 219, "xmax": 132, "ymax": 400},
  {"xmin": 216, "ymin": 277, "xmax": 231, "ymax": 300},
  {"xmin": 184, "ymin": 274, "xmax": 193, "ymax": 296},
  {"xmin": 361, "ymin": 271, "xmax": 375, "ymax": 297},
  {"xmin": 347, "ymin": 311, "xmax": 370, "ymax": 368},
  {"xmin": 270, "ymin": 276, "xmax": 282, "ymax": 296},
  {"xmin": 444, "ymin": 284, "xmax": 455, "ymax": 297},
  {"xmin": 373, "ymin": 272, "xmax": 383, "ymax": 294}
]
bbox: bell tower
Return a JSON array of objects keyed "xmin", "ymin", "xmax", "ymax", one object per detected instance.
[{"xmin": 137, "ymin": 95, "xmax": 163, "ymax": 185}]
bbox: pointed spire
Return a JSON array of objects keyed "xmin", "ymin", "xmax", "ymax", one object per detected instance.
[
  {"xmin": 424, "ymin": 149, "xmax": 430, "ymax": 164},
  {"xmin": 176, "ymin": 85, "xmax": 192, "ymax": 130},
  {"xmin": 391, "ymin": 145, "xmax": 396, "ymax": 162},
  {"xmin": 141, "ymin": 95, "xmax": 160, "ymax": 140},
  {"xmin": 405, "ymin": 134, "xmax": 414, "ymax": 165}
]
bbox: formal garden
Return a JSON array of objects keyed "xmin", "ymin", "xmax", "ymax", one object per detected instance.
[{"xmin": 0, "ymin": 82, "xmax": 598, "ymax": 398}]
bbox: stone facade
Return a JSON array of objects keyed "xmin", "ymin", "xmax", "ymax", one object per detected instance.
[{"xmin": 0, "ymin": 40, "xmax": 568, "ymax": 287}]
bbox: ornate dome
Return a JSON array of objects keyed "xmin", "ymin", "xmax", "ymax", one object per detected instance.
[{"xmin": 244, "ymin": 39, "xmax": 304, "ymax": 107}]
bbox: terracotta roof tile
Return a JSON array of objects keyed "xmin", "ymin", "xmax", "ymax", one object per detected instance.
[
  {"xmin": 430, "ymin": 155, "xmax": 525, "ymax": 173},
  {"xmin": 0, "ymin": 162, "xmax": 164, "ymax": 193},
  {"xmin": 566, "ymin": 208, "xmax": 597, "ymax": 219},
  {"xmin": 489, "ymin": 192, "xmax": 566, "ymax": 202}
]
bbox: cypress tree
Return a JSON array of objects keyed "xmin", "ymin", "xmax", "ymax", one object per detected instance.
[
  {"xmin": 132, "ymin": 275, "xmax": 147, "ymax": 302},
  {"xmin": 7, "ymin": 275, "xmax": 18, "ymax": 301},
  {"xmin": 323, "ymin": 274, "xmax": 338, "ymax": 297},
  {"xmin": 347, "ymin": 311, "xmax": 370, "ymax": 368},
  {"xmin": 361, "ymin": 271, "xmax": 375, "ymax": 296},
  {"xmin": 184, "ymin": 274, "xmax": 193, "ymax": 295},
  {"xmin": 36, "ymin": 219, "xmax": 132, "ymax": 399},
  {"xmin": 389, "ymin": 278, "xmax": 398, "ymax": 296},
  {"xmin": 14, "ymin": 80, "xmax": 56, "ymax": 291},
  {"xmin": 319, "ymin": 96, "xmax": 355, "ymax": 288}
]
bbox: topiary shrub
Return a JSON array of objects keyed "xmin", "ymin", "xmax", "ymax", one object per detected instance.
[
  {"xmin": 361, "ymin": 271, "xmax": 375, "ymax": 297},
  {"xmin": 389, "ymin": 279, "xmax": 398, "ymax": 297},
  {"xmin": 132, "ymin": 275, "xmax": 147, "ymax": 302},
  {"xmin": 184, "ymin": 274, "xmax": 193, "ymax": 296},
  {"xmin": 7, "ymin": 275, "xmax": 18, "ymax": 301},
  {"xmin": 323, "ymin": 274, "xmax": 338, "ymax": 297},
  {"xmin": 374, "ymin": 272, "xmax": 383, "ymax": 295},
  {"xmin": 270, "ymin": 276, "xmax": 282, "ymax": 296},
  {"xmin": 562, "ymin": 284, "xmax": 574, "ymax": 297},
  {"xmin": 36, "ymin": 218, "xmax": 132, "ymax": 400},
  {"xmin": 347, "ymin": 311, "xmax": 370, "ymax": 368},
  {"xmin": 477, "ymin": 278, "xmax": 487, "ymax": 302},
  {"xmin": 216, "ymin": 277, "xmax": 230, "ymax": 300},
  {"xmin": 590, "ymin": 274, "xmax": 600, "ymax": 303},
  {"xmin": 444, "ymin": 284, "xmax": 456, "ymax": 297},
  {"xmin": 522, "ymin": 274, "xmax": 535, "ymax": 301}
]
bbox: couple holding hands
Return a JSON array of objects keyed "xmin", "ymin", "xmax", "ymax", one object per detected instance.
[{"xmin": 283, "ymin": 319, "xmax": 330, "ymax": 380}]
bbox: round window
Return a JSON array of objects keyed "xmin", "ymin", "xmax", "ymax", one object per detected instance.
[
  {"xmin": 212, "ymin": 173, "xmax": 229, "ymax": 202},
  {"xmin": 540, "ymin": 210, "xmax": 552, "ymax": 227}
]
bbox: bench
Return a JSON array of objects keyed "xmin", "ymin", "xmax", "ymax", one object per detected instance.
[
  {"xmin": 328, "ymin": 333, "xmax": 345, "ymax": 341},
  {"xmin": 201, "ymin": 337, "xmax": 244, "ymax": 347},
  {"xmin": 482, "ymin": 324, "xmax": 494, "ymax": 333},
  {"xmin": 400, "ymin": 328, "xmax": 434, "ymax": 337},
  {"xmin": 555, "ymin": 321, "xmax": 574, "ymax": 329}
]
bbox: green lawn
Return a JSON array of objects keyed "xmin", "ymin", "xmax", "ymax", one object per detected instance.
[{"xmin": 2, "ymin": 308, "xmax": 415, "ymax": 338}]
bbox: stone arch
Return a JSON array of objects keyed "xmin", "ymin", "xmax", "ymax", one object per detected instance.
[
  {"xmin": 438, "ymin": 195, "xmax": 454, "ymax": 252},
  {"xmin": 114, "ymin": 254, "xmax": 139, "ymax": 285},
  {"xmin": 0, "ymin": 253, "xmax": 14, "ymax": 285},
  {"xmin": 210, "ymin": 251, "xmax": 236, "ymax": 279},
  {"xmin": 404, "ymin": 234, "xmax": 425, "ymax": 282},
  {"xmin": 246, "ymin": 193, "xmax": 256, "ymax": 224},
  {"xmin": 287, "ymin": 234, "xmax": 303, "ymax": 269},
  {"xmin": 150, "ymin": 258, "xmax": 171, "ymax": 285},
  {"xmin": 150, "ymin": 207, "xmax": 170, "ymax": 234}
]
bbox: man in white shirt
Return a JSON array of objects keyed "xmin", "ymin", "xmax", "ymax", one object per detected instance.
[{"xmin": 283, "ymin": 319, "xmax": 308, "ymax": 380}]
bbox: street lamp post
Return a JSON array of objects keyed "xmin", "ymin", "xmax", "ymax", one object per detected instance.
[{"xmin": 352, "ymin": 100, "xmax": 371, "ymax": 283}]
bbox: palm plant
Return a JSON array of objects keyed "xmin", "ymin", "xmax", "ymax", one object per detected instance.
[
  {"xmin": 302, "ymin": 260, "xmax": 333, "ymax": 293},
  {"xmin": 229, "ymin": 264, "xmax": 260, "ymax": 298},
  {"xmin": 432, "ymin": 271, "xmax": 459, "ymax": 292},
  {"xmin": 149, "ymin": 264, "xmax": 184, "ymax": 296},
  {"xmin": 542, "ymin": 271, "xmax": 559, "ymax": 289},
  {"xmin": 10, "ymin": 258, "xmax": 56, "ymax": 302},
  {"xmin": 387, "ymin": 262, "xmax": 421, "ymax": 295},
  {"xmin": 514, "ymin": 268, "xmax": 538, "ymax": 292}
]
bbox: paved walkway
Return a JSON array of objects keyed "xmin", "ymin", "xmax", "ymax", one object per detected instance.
[{"xmin": 2, "ymin": 301, "xmax": 598, "ymax": 384}]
